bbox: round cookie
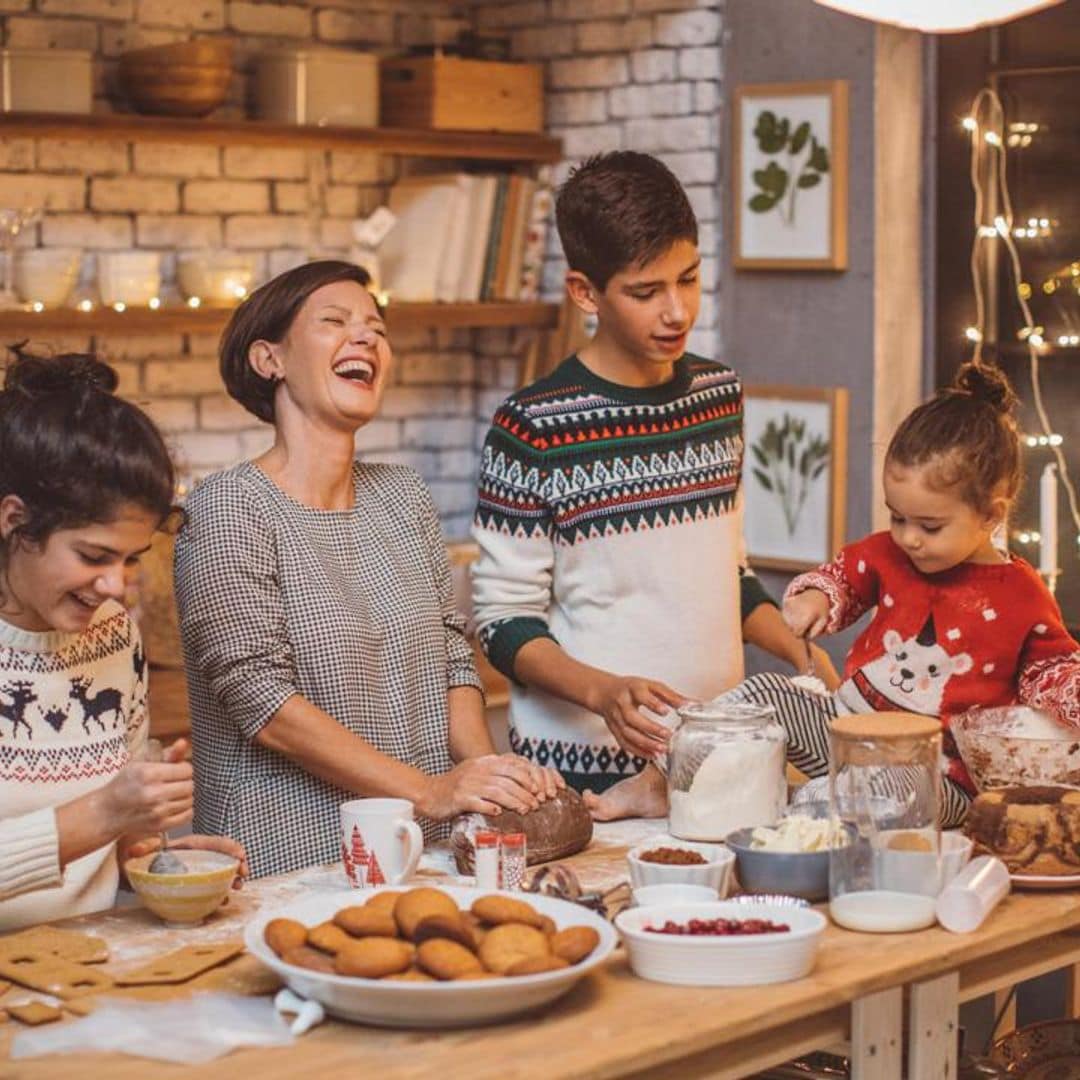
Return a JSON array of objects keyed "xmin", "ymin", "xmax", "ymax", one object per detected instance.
[
  {"xmin": 383, "ymin": 969, "xmax": 436, "ymax": 982},
  {"xmin": 471, "ymin": 895, "xmax": 545, "ymax": 929},
  {"xmin": 454, "ymin": 971, "xmax": 502, "ymax": 981},
  {"xmin": 478, "ymin": 923, "xmax": 550, "ymax": 974},
  {"xmin": 307, "ymin": 921, "xmax": 353, "ymax": 954},
  {"xmin": 413, "ymin": 913, "xmax": 476, "ymax": 950},
  {"xmin": 334, "ymin": 937, "xmax": 413, "ymax": 979},
  {"xmin": 416, "ymin": 938, "xmax": 484, "ymax": 981},
  {"xmin": 281, "ymin": 945, "xmax": 336, "ymax": 974},
  {"xmin": 506, "ymin": 955, "xmax": 571, "ymax": 976},
  {"xmin": 394, "ymin": 887, "xmax": 460, "ymax": 940},
  {"xmin": 264, "ymin": 918, "xmax": 307, "ymax": 957},
  {"xmin": 550, "ymin": 926, "xmax": 600, "ymax": 965},
  {"xmin": 363, "ymin": 890, "xmax": 404, "ymax": 915},
  {"xmin": 462, "ymin": 911, "xmax": 487, "ymax": 946},
  {"xmin": 334, "ymin": 905, "xmax": 398, "ymax": 938}
]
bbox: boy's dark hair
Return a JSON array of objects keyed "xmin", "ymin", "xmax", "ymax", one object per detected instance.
[
  {"xmin": 0, "ymin": 348, "xmax": 176, "ymax": 577},
  {"xmin": 555, "ymin": 151, "xmax": 698, "ymax": 291},
  {"xmin": 887, "ymin": 361, "xmax": 1022, "ymax": 515},
  {"xmin": 220, "ymin": 259, "xmax": 372, "ymax": 423}
]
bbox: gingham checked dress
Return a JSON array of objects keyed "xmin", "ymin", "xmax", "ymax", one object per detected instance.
[{"xmin": 174, "ymin": 461, "xmax": 482, "ymax": 878}]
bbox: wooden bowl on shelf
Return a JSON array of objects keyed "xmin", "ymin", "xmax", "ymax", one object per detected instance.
[{"xmin": 119, "ymin": 39, "xmax": 234, "ymax": 118}]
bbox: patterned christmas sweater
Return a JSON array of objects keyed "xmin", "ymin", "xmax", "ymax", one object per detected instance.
[
  {"xmin": 787, "ymin": 531, "xmax": 1080, "ymax": 789},
  {"xmin": 0, "ymin": 601, "xmax": 147, "ymax": 930},
  {"xmin": 471, "ymin": 353, "xmax": 773, "ymax": 785}
]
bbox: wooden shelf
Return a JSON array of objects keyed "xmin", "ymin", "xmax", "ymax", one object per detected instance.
[
  {"xmin": 0, "ymin": 301, "xmax": 559, "ymax": 337},
  {"xmin": 0, "ymin": 112, "xmax": 562, "ymax": 163}
]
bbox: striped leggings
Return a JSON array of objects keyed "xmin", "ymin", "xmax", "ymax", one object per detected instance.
[{"xmin": 717, "ymin": 673, "xmax": 971, "ymax": 830}]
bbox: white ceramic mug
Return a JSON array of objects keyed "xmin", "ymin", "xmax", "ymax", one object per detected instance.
[{"xmin": 340, "ymin": 798, "xmax": 423, "ymax": 887}]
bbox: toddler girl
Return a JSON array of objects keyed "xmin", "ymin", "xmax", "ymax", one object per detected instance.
[
  {"xmin": 726, "ymin": 362, "xmax": 1079, "ymax": 826},
  {"xmin": 0, "ymin": 350, "xmax": 245, "ymax": 930}
]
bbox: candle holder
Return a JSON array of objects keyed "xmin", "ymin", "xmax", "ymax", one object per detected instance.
[{"xmin": 0, "ymin": 206, "xmax": 42, "ymax": 310}]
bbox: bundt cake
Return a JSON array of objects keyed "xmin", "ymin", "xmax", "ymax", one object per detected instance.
[{"xmin": 965, "ymin": 786, "xmax": 1080, "ymax": 875}]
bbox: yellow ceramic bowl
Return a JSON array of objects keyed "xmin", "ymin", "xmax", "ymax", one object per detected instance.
[{"xmin": 125, "ymin": 850, "xmax": 238, "ymax": 927}]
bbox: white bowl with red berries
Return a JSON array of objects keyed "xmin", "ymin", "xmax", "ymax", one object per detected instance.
[{"xmin": 614, "ymin": 899, "xmax": 826, "ymax": 986}]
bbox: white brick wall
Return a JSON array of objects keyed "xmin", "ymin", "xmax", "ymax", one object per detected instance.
[
  {"xmin": 0, "ymin": 0, "xmax": 722, "ymax": 538},
  {"xmin": 471, "ymin": 0, "xmax": 723, "ymax": 362}
]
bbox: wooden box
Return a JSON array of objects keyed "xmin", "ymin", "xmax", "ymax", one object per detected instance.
[{"xmin": 380, "ymin": 56, "xmax": 544, "ymax": 134}]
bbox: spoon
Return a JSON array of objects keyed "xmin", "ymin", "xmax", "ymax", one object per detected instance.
[
  {"xmin": 790, "ymin": 637, "xmax": 830, "ymax": 697},
  {"xmin": 144, "ymin": 739, "xmax": 188, "ymax": 875}
]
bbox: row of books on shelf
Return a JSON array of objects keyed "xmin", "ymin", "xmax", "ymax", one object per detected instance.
[{"xmin": 380, "ymin": 168, "xmax": 553, "ymax": 304}]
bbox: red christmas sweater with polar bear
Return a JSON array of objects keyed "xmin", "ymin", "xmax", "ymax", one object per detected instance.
[{"xmin": 786, "ymin": 532, "xmax": 1080, "ymax": 790}]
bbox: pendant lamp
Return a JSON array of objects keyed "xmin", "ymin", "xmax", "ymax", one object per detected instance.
[{"xmin": 811, "ymin": 0, "xmax": 1063, "ymax": 33}]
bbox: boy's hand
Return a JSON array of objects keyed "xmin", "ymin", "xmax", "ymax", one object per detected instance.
[
  {"xmin": 591, "ymin": 675, "xmax": 687, "ymax": 759},
  {"xmin": 783, "ymin": 589, "xmax": 830, "ymax": 639}
]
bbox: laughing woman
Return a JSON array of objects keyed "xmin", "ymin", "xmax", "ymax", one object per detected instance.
[{"xmin": 175, "ymin": 261, "xmax": 560, "ymax": 878}]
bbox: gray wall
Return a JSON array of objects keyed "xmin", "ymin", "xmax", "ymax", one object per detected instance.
[{"xmin": 721, "ymin": 0, "xmax": 877, "ymax": 668}]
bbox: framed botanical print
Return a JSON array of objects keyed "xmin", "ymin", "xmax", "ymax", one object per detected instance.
[
  {"xmin": 733, "ymin": 80, "xmax": 849, "ymax": 271},
  {"xmin": 743, "ymin": 384, "xmax": 849, "ymax": 572}
]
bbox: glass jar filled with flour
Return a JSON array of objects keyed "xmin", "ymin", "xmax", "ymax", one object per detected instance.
[
  {"xmin": 828, "ymin": 713, "xmax": 942, "ymax": 933},
  {"xmin": 667, "ymin": 702, "xmax": 787, "ymax": 841}
]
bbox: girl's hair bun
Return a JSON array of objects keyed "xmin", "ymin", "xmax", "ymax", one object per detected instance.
[
  {"xmin": 952, "ymin": 361, "xmax": 1017, "ymax": 415},
  {"xmin": 4, "ymin": 349, "xmax": 118, "ymax": 397}
]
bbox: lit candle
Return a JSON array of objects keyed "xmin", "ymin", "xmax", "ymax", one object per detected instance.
[{"xmin": 1040, "ymin": 462, "xmax": 1058, "ymax": 587}]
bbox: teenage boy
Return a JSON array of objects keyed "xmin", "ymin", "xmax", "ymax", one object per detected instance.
[{"xmin": 471, "ymin": 152, "xmax": 836, "ymax": 818}]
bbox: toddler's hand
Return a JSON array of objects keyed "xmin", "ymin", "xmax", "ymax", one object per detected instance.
[{"xmin": 783, "ymin": 589, "xmax": 830, "ymax": 639}]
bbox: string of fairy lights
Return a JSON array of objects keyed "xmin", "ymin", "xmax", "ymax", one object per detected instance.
[{"xmin": 961, "ymin": 85, "xmax": 1080, "ymax": 595}]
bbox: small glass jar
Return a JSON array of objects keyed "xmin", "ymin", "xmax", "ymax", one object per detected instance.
[
  {"xmin": 828, "ymin": 713, "xmax": 943, "ymax": 933},
  {"xmin": 667, "ymin": 701, "xmax": 787, "ymax": 841}
]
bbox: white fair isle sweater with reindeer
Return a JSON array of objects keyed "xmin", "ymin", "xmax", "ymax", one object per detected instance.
[
  {"xmin": 0, "ymin": 600, "xmax": 147, "ymax": 930},
  {"xmin": 787, "ymin": 531, "xmax": 1080, "ymax": 791}
]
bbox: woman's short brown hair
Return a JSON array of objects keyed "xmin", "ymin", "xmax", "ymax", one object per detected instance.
[{"xmin": 219, "ymin": 259, "xmax": 372, "ymax": 423}]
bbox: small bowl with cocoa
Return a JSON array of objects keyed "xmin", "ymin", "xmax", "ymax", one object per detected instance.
[{"xmin": 626, "ymin": 837, "xmax": 735, "ymax": 895}]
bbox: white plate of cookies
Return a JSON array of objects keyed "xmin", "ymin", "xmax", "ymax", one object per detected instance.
[{"xmin": 245, "ymin": 884, "xmax": 617, "ymax": 1028}]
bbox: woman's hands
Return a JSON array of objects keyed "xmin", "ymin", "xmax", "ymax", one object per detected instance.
[
  {"xmin": 100, "ymin": 738, "xmax": 194, "ymax": 837},
  {"xmin": 782, "ymin": 588, "xmax": 831, "ymax": 639},
  {"xmin": 588, "ymin": 674, "xmax": 687, "ymax": 759},
  {"xmin": 420, "ymin": 754, "xmax": 565, "ymax": 819}
]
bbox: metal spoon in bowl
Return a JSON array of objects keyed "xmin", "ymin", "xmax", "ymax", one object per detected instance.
[{"xmin": 144, "ymin": 739, "xmax": 187, "ymax": 874}]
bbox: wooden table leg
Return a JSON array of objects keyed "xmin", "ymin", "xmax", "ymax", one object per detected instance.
[
  {"xmin": 851, "ymin": 986, "xmax": 903, "ymax": 1079},
  {"xmin": 908, "ymin": 971, "xmax": 959, "ymax": 1078},
  {"xmin": 1065, "ymin": 964, "xmax": 1080, "ymax": 1018},
  {"xmin": 993, "ymin": 987, "xmax": 1018, "ymax": 1037}
]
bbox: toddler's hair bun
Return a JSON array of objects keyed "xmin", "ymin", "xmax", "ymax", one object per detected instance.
[
  {"xmin": 4, "ymin": 349, "xmax": 118, "ymax": 397},
  {"xmin": 952, "ymin": 361, "xmax": 1017, "ymax": 415}
]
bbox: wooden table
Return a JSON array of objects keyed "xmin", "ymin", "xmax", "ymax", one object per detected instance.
[{"xmin": 4, "ymin": 821, "xmax": 1080, "ymax": 1080}]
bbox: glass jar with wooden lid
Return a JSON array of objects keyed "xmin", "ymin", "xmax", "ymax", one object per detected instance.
[{"xmin": 827, "ymin": 712, "xmax": 943, "ymax": 933}]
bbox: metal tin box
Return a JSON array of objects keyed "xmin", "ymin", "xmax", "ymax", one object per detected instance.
[
  {"xmin": 0, "ymin": 48, "xmax": 92, "ymax": 114},
  {"xmin": 254, "ymin": 48, "xmax": 378, "ymax": 127}
]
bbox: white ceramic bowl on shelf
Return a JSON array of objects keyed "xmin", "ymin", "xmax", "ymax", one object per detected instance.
[
  {"xmin": 14, "ymin": 247, "xmax": 81, "ymax": 306},
  {"xmin": 176, "ymin": 250, "xmax": 256, "ymax": 303},
  {"xmin": 615, "ymin": 899, "xmax": 826, "ymax": 987},
  {"xmin": 626, "ymin": 836, "xmax": 735, "ymax": 895},
  {"xmin": 244, "ymin": 885, "xmax": 617, "ymax": 1028},
  {"xmin": 97, "ymin": 251, "xmax": 161, "ymax": 307}
]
